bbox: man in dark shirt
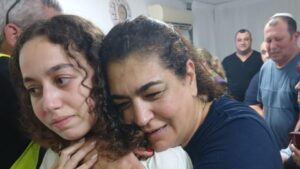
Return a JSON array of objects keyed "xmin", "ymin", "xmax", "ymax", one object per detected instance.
[
  {"xmin": 244, "ymin": 42, "xmax": 270, "ymax": 117},
  {"xmin": 222, "ymin": 29, "xmax": 263, "ymax": 102}
]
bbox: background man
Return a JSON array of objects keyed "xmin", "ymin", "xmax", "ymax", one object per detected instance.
[
  {"xmin": 222, "ymin": 29, "xmax": 263, "ymax": 102},
  {"xmin": 0, "ymin": 0, "xmax": 62, "ymax": 168},
  {"xmin": 258, "ymin": 13, "xmax": 300, "ymax": 149},
  {"xmin": 244, "ymin": 41, "xmax": 270, "ymax": 117}
]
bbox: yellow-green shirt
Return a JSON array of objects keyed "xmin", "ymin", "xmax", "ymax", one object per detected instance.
[
  {"xmin": 10, "ymin": 142, "xmax": 41, "ymax": 169},
  {"xmin": 0, "ymin": 53, "xmax": 10, "ymax": 58}
]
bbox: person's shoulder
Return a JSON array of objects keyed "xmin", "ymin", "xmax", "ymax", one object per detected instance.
[
  {"xmin": 214, "ymin": 95, "xmax": 243, "ymax": 106},
  {"xmin": 211, "ymin": 96, "xmax": 240, "ymax": 114},
  {"xmin": 224, "ymin": 53, "xmax": 236, "ymax": 59},
  {"xmin": 251, "ymin": 50, "xmax": 263, "ymax": 60},
  {"xmin": 247, "ymin": 72, "xmax": 260, "ymax": 88},
  {"xmin": 214, "ymin": 96, "xmax": 270, "ymax": 134},
  {"xmin": 213, "ymin": 95, "xmax": 259, "ymax": 118},
  {"xmin": 244, "ymin": 73, "xmax": 260, "ymax": 105},
  {"xmin": 252, "ymin": 50, "xmax": 261, "ymax": 55},
  {"xmin": 222, "ymin": 53, "xmax": 235, "ymax": 64},
  {"xmin": 260, "ymin": 59, "xmax": 273, "ymax": 70},
  {"xmin": 0, "ymin": 57, "xmax": 9, "ymax": 70}
]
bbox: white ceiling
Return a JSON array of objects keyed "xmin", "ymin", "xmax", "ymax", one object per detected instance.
[{"xmin": 190, "ymin": 0, "xmax": 241, "ymax": 5}]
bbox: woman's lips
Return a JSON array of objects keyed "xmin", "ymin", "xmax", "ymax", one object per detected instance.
[
  {"xmin": 51, "ymin": 115, "xmax": 73, "ymax": 129},
  {"xmin": 147, "ymin": 124, "xmax": 167, "ymax": 142}
]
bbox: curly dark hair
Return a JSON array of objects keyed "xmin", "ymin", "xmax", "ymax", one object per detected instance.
[
  {"xmin": 10, "ymin": 14, "xmax": 145, "ymax": 159},
  {"xmin": 100, "ymin": 15, "xmax": 223, "ymax": 144}
]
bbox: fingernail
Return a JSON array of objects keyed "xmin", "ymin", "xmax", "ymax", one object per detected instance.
[
  {"xmin": 146, "ymin": 148, "xmax": 153, "ymax": 153},
  {"xmin": 79, "ymin": 138, "xmax": 85, "ymax": 143},
  {"xmin": 91, "ymin": 153, "xmax": 98, "ymax": 160},
  {"xmin": 90, "ymin": 141, "xmax": 96, "ymax": 146}
]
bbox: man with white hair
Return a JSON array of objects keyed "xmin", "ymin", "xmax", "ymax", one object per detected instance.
[{"xmin": 258, "ymin": 13, "xmax": 300, "ymax": 149}]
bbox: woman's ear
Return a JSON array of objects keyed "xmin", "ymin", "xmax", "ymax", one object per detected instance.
[
  {"xmin": 185, "ymin": 59, "xmax": 198, "ymax": 96},
  {"xmin": 4, "ymin": 23, "xmax": 22, "ymax": 47}
]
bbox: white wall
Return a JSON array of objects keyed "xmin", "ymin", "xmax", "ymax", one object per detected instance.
[
  {"xmin": 58, "ymin": 0, "xmax": 185, "ymax": 34},
  {"xmin": 192, "ymin": 3, "xmax": 215, "ymax": 54},
  {"xmin": 58, "ymin": 0, "xmax": 300, "ymax": 61},
  {"xmin": 58, "ymin": 0, "xmax": 149, "ymax": 34},
  {"xmin": 193, "ymin": 0, "xmax": 300, "ymax": 60},
  {"xmin": 146, "ymin": 0, "xmax": 186, "ymax": 9}
]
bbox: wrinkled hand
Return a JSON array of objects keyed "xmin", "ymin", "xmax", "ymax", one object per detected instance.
[
  {"xmin": 291, "ymin": 144, "xmax": 300, "ymax": 166},
  {"xmin": 51, "ymin": 138, "xmax": 98, "ymax": 169}
]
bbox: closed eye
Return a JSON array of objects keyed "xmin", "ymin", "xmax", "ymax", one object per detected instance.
[
  {"xmin": 275, "ymin": 37, "xmax": 283, "ymax": 42},
  {"xmin": 115, "ymin": 101, "xmax": 131, "ymax": 111},
  {"xmin": 144, "ymin": 90, "xmax": 164, "ymax": 100}
]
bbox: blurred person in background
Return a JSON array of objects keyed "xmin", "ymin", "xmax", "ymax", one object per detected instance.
[
  {"xmin": 222, "ymin": 29, "xmax": 263, "ymax": 102},
  {"xmin": 0, "ymin": 0, "xmax": 62, "ymax": 168},
  {"xmin": 196, "ymin": 48, "xmax": 227, "ymax": 91},
  {"xmin": 244, "ymin": 42, "xmax": 270, "ymax": 117}
]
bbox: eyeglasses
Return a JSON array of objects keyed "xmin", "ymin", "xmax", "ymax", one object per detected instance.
[{"xmin": 6, "ymin": 0, "xmax": 21, "ymax": 25}]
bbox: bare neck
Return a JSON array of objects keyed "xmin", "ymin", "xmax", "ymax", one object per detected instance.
[
  {"xmin": 0, "ymin": 41, "xmax": 12, "ymax": 55},
  {"xmin": 182, "ymin": 99, "xmax": 213, "ymax": 147},
  {"xmin": 236, "ymin": 49, "xmax": 253, "ymax": 62}
]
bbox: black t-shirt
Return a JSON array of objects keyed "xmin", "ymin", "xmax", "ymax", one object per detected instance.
[
  {"xmin": 0, "ymin": 57, "xmax": 29, "ymax": 168},
  {"xmin": 222, "ymin": 50, "xmax": 263, "ymax": 102},
  {"xmin": 185, "ymin": 96, "xmax": 283, "ymax": 169},
  {"xmin": 244, "ymin": 72, "xmax": 260, "ymax": 105}
]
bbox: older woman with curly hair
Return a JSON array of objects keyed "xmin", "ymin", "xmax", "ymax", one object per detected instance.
[{"xmin": 100, "ymin": 15, "xmax": 283, "ymax": 169}]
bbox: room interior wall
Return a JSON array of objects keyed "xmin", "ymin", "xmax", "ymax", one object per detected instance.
[
  {"xmin": 57, "ymin": 0, "xmax": 149, "ymax": 34},
  {"xmin": 57, "ymin": 0, "xmax": 186, "ymax": 34},
  {"xmin": 193, "ymin": 0, "xmax": 300, "ymax": 60},
  {"xmin": 58, "ymin": 0, "xmax": 300, "ymax": 61}
]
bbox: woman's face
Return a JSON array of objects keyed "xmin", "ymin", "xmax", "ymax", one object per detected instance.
[
  {"xmin": 107, "ymin": 52, "xmax": 199, "ymax": 151},
  {"xmin": 19, "ymin": 36, "xmax": 95, "ymax": 141}
]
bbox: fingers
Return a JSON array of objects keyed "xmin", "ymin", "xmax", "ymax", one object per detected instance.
[
  {"xmin": 133, "ymin": 147, "xmax": 154, "ymax": 160},
  {"xmin": 65, "ymin": 141, "xmax": 97, "ymax": 169},
  {"xmin": 59, "ymin": 138, "xmax": 86, "ymax": 164},
  {"xmin": 53, "ymin": 138, "xmax": 98, "ymax": 169}
]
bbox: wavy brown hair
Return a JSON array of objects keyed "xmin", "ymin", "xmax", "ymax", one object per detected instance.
[
  {"xmin": 100, "ymin": 15, "xmax": 223, "ymax": 145},
  {"xmin": 10, "ymin": 15, "xmax": 144, "ymax": 159}
]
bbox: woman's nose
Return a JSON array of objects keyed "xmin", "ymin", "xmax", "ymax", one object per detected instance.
[
  {"xmin": 133, "ymin": 100, "xmax": 154, "ymax": 127},
  {"xmin": 42, "ymin": 86, "xmax": 62, "ymax": 112}
]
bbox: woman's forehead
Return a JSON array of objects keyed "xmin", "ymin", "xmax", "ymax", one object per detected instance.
[
  {"xmin": 110, "ymin": 51, "xmax": 163, "ymax": 66},
  {"xmin": 107, "ymin": 53, "xmax": 167, "ymax": 79}
]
